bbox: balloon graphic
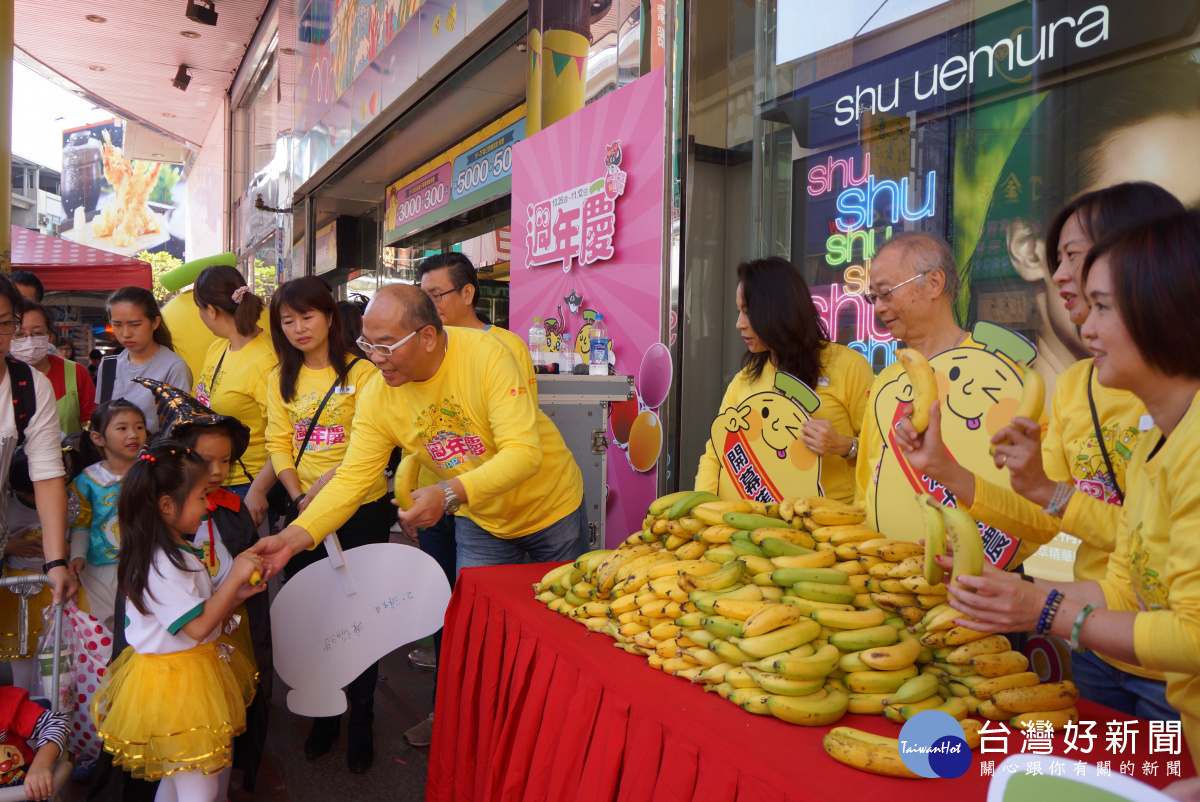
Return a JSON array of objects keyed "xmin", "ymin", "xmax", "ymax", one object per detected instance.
[
  {"xmin": 627, "ymin": 411, "xmax": 662, "ymax": 473},
  {"xmin": 638, "ymin": 343, "xmax": 672, "ymax": 409},
  {"xmin": 610, "ymin": 398, "xmax": 639, "ymax": 446}
]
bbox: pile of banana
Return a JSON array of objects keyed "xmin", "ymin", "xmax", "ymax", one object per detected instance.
[{"xmin": 533, "ymin": 490, "xmax": 1076, "ymax": 779}]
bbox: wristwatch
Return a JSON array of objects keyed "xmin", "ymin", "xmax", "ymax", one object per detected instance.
[
  {"xmin": 437, "ymin": 481, "xmax": 462, "ymax": 515},
  {"xmin": 844, "ymin": 437, "xmax": 859, "ymax": 460},
  {"xmin": 42, "ymin": 559, "xmax": 68, "ymax": 574}
]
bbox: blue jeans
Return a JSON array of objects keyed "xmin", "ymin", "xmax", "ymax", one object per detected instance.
[
  {"xmin": 1071, "ymin": 649, "xmax": 1179, "ymax": 721},
  {"xmin": 454, "ymin": 497, "xmax": 589, "ymax": 573}
]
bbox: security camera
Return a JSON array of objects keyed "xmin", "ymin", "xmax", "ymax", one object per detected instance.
[
  {"xmin": 186, "ymin": 0, "xmax": 218, "ymax": 26},
  {"xmin": 172, "ymin": 65, "xmax": 191, "ymax": 91}
]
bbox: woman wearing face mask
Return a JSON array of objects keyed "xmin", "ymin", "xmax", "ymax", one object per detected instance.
[
  {"xmin": 12, "ymin": 301, "xmax": 97, "ymax": 435},
  {"xmin": 894, "ymin": 183, "xmax": 1184, "ymax": 716}
]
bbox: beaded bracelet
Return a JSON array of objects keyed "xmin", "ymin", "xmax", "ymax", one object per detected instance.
[
  {"xmin": 1037, "ymin": 589, "xmax": 1063, "ymax": 635},
  {"xmin": 1042, "ymin": 481, "xmax": 1075, "ymax": 517},
  {"xmin": 1071, "ymin": 603, "xmax": 1098, "ymax": 652}
]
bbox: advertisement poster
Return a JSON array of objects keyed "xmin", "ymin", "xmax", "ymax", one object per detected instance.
[
  {"xmin": 60, "ymin": 120, "xmax": 187, "ymax": 259},
  {"xmin": 510, "ymin": 68, "xmax": 666, "ymax": 547}
]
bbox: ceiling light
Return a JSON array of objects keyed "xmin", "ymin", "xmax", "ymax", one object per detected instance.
[
  {"xmin": 162, "ymin": 112, "xmax": 177, "ymax": 118},
  {"xmin": 172, "ymin": 65, "xmax": 192, "ymax": 91},
  {"xmin": 88, "ymin": 65, "xmax": 106, "ymax": 72},
  {"xmin": 85, "ymin": 15, "xmax": 107, "ymax": 23},
  {"xmin": 151, "ymin": 153, "xmax": 165, "ymax": 158},
  {"xmin": 185, "ymin": 0, "xmax": 218, "ymax": 26},
  {"xmin": 181, "ymin": 30, "xmax": 201, "ymax": 38}
]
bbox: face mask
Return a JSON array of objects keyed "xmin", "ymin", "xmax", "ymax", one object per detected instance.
[{"xmin": 9, "ymin": 335, "xmax": 50, "ymax": 365}]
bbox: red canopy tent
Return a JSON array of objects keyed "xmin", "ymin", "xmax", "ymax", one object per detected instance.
[{"xmin": 9, "ymin": 225, "xmax": 153, "ymax": 291}]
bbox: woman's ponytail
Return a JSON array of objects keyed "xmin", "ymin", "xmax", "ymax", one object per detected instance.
[{"xmin": 194, "ymin": 265, "xmax": 264, "ymax": 337}]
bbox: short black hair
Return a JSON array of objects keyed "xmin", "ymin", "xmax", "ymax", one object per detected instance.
[
  {"xmin": 10, "ymin": 271, "xmax": 44, "ymax": 302},
  {"xmin": 417, "ymin": 252, "xmax": 480, "ymax": 305},
  {"xmin": 89, "ymin": 349, "xmax": 102, "ymax": 360}
]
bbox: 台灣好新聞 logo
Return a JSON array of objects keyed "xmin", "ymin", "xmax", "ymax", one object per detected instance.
[{"xmin": 898, "ymin": 710, "xmax": 972, "ymax": 778}]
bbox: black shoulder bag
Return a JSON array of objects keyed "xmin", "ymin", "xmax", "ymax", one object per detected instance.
[{"xmin": 1086, "ymin": 363, "xmax": 1126, "ymax": 505}]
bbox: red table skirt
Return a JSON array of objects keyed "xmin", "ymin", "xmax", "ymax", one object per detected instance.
[{"xmin": 427, "ymin": 562, "xmax": 1195, "ymax": 801}]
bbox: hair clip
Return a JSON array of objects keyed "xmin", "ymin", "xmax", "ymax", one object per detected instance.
[{"xmin": 140, "ymin": 454, "xmax": 155, "ymax": 462}]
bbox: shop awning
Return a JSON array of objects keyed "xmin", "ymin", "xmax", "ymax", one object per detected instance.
[{"xmin": 10, "ymin": 226, "xmax": 152, "ymax": 291}]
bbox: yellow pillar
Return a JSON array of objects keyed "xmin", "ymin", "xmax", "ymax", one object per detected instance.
[{"xmin": 0, "ymin": 0, "xmax": 12, "ymax": 274}]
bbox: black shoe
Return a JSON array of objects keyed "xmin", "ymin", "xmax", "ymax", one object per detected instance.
[
  {"xmin": 304, "ymin": 716, "xmax": 340, "ymax": 760},
  {"xmin": 347, "ymin": 700, "xmax": 375, "ymax": 774}
]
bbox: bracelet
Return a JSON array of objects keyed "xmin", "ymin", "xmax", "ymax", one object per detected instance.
[
  {"xmin": 1037, "ymin": 589, "xmax": 1063, "ymax": 635},
  {"xmin": 1071, "ymin": 603, "xmax": 1098, "ymax": 652},
  {"xmin": 844, "ymin": 438, "xmax": 859, "ymax": 460},
  {"xmin": 1042, "ymin": 481, "xmax": 1075, "ymax": 517}
]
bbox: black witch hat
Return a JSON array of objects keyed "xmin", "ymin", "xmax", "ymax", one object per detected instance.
[{"xmin": 131, "ymin": 377, "xmax": 251, "ymax": 461}]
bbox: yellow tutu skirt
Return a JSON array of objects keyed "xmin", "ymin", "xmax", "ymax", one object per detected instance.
[
  {"xmin": 0, "ymin": 567, "xmax": 90, "ymax": 658},
  {"xmin": 91, "ymin": 641, "xmax": 257, "ymax": 780}
]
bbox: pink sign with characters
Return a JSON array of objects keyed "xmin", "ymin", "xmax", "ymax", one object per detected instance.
[{"xmin": 510, "ymin": 69, "xmax": 666, "ymax": 546}]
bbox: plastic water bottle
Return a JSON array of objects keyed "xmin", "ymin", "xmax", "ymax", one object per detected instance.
[
  {"xmin": 529, "ymin": 318, "xmax": 547, "ymax": 369},
  {"xmin": 588, "ymin": 314, "xmax": 608, "ymax": 376}
]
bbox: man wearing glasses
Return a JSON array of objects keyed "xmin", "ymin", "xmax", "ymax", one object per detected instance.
[{"xmin": 252, "ymin": 279, "xmax": 587, "ymax": 585}]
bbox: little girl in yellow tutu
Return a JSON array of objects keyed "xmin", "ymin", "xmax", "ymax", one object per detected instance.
[{"xmin": 91, "ymin": 441, "xmax": 267, "ymax": 801}]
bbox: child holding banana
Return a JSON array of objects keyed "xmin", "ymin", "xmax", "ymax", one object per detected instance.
[
  {"xmin": 892, "ymin": 183, "xmax": 1185, "ymax": 719},
  {"xmin": 926, "ymin": 211, "xmax": 1200, "ymax": 768}
]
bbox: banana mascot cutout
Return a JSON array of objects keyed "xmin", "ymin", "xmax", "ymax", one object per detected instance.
[
  {"xmin": 709, "ymin": 372, "xmax": 823, "ymax": 503},
  {"xmin": 869, "ymin": 321, "xmax": 1040, "ymax": 568}
]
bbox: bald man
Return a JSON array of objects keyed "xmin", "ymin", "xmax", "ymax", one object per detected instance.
[{"xmin": 253, "ymin": 284, "xmax": 588, "ymax": 576}]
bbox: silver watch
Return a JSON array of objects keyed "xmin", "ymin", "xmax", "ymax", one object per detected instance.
[
  {"xmin": 437, "ymin": 480, "xmax": 461, "ymax": 514},
  {"xmin": 844, "ymin": 437, "xmax": 859, "ymax": 460}
]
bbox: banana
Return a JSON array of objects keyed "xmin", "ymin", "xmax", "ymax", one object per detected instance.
[
  {"xmin": 573, "ymin": 549, "xmax": 611, "ymax": 574},
  {"xmin": 771, "ymin": 551, "xmax": 837, "ymax": 569},
  {"xmin": 685, "ymin": 629, "xmax": 716, "ymax": 648},
  {"xmin": 928, "ymin": 500, "xmax": 985, "ymax": 590},
  {"xmin": 977, "ymin": 699, "xmax": 1008, "ymax": 720},
  {"xmin": 728, "ymin": 687, "xmax": 776, "ymax": 715},
  {"xmin": 780, "ymin": 596, "xmax": 854, "ymax": 616},
  {"xmin": 769, "ymin": 643, "xmax": 841, "ymax": 679},
  {"xmin": 946, "ymin": 633, "xmax": 1012, "ymax": 665},
  {"xmin": 894, "ymin": 693, "xmax": 946, "ymax": 721},
  {"xmin": 886, "ymin": 556, "xmax": 925, "ymax": 579},
  {"xmin": 691, "ymin": 583, "xmax": 763, "ymax": 613},
  {"xmin": 534, "ymin": 563, "xmax": 575, "ymax": 594},
  {"xmin": 534, "ymin": 591, "xmax": 560, "ymax": 604},
  {"xmin": 991, "ymin": 364, "xmax": 1046, "ymax": 455},
  {"xmin": 708, "ymin": 640, "xmax": 756, "ymax": 666},
  {"xmin": 733, "ymin": 619, "xmax": 821, "ymax": 658},
  {"xmin": 897, "ymin": 606, "xmax": 926, "ymax": 627},
  {"xmin": 721, "ymin": 666, "xmax": 758, "ymax": 688},
  {"xmin": 822, "ymin": 730, "xmax": 920, "ymax": 779},
  {"xmin": 870, "ymin": 592, "xmax": 920, "ymax": 612},
  {"xmin": 677, "ymin": 559, "xmax": 746, "ymax": 593},
  {"xmin": 750, "ymin": 528, "xmax": 817, "ymax": 549},
  {"xmin": 775, "ymin": 567, "xmax": 848, "ymax": 586},
  {"xmin": 896, "ymin": 348, "xmax": 936, "ymax": 433},
  {"xmin": 845, "ymin": 665, "xmax": 920, "ymax": 694},
  {"xmin": 790, "ymin": 581, "xmax": 857, "ymax": 605},
  {"xmin": 698, "ymin": 525, "xmax": 740, "ymax": 544},
  {"xmin": 649, "ymin": 621, "xmax": 681, "ymax": 641},
  {"xmin": 691, "ymin": 500, "xmax": 754, "ymax": 526},
  {"xmin": 578, "ymin": 600, "xmax": 611, "ymax": 618},
  {"xmin": 694, "ymin": 662, "xmax": 735, "ymax": 685},
  {"xmin": 830, "ymin": 625, "xmax": 900, "ymax": 652},
  {"xmin": 705, "ymin": 547, "xmax": 738, "ymax": 564},
  {"xmin": 649, "ymin": 559, "xmax": 711, "ymax": 580},
  {"xmin": 711, "ymin": 598, "xmax": 775, "ymax": 621},
  {"xmin": 700, "ymin": 615, "xmax": 744, "ymax": 639},
  {"xmin": 825, "ymin": 526, "xmax": 881, "ymax": 546},
  {"xmin": 741, "ymin": 602, "xmax": 802, "ymax": 638},
  {"xmin": 615, "ymin": 552, "xmax": 673, "ymax": 585},
  {"xmin": 594, "ymin": 545, "xmax": 657, "ymax": 592},
  {"xmin": 674, "ymin": 541, "xmax": 708, "ymax": 561},
  {"xmin": 746, "ymin": 668, "xmax": 826, "ymax": 697},
  {"xmin": 991, "ymin": 680, "xmax": 1079, "ymax": 715},
  {"xmin": 835, "ymin": 544, "xmax": 864, "ymax": 561},
  {"xmin": 732, "ymin": 540, "xmax": 768, "ymax": 559},
  {"xmin": 647, "ymin": 576, "xmax": 689, "ymax": 603},
  {"xmin": 847, "ymin": 693, "xmax": 893, "ymax": 715},
  {"xmin": 877, "ymin": 542, "xmax": 925, "ymax": 562},
  {"xmin": 972, "ymin": 671, "xmax": 1042, "ymax": 701},
  {"xmin": 665, "ymin": 491, "xmax": 721, "ymax": 520},
  {"xmin": 922, "ymin": 606, "xmax": 960, "ymax": 633},
  {"xmin": 739, "ymin": 555, "xmax": 777, "ymax": 576},
  {"xmin": 865, "ymin": 578, "xmax": 910, "ymax": 594},
  {"xmin": 724, "ymin": 512, "xmax": 791, "ymax": 531},
  {"xmin": 1010, "ymin": 706, "xmax": 1079, "ymax": 731},
  {"xmin": 663, "ymin": 534, "xmax": 690, "ymax": 551},
  {"xmin": 684, "ymin": 647, "xmax": 722, "ymax": 667},
  {"xmin": 649, "ymin": 490, "xmax": 694, "ymax": 516},
  {"xmin": 810, "ymin": 608, "xmax": 887, "ymax": 630},
  {"xmin": 838, "ymin": 651, "xmax": 872, "ymax": 673},
  {"xmin": 887, "ymin": 673, "xmax": 940, "ymax": 705},
  {"xmin": 971, "ymin": 650, "xmax": 1030, "ymax": 677},
  {"xmin": 860, "ymin": 635, "xmax": 923, "ymax": 671},
  {"xmin": 778, "ymin": 498, "xmax": 796, "ymax": 522},
  {"xmin": 767, "ymin": 690, "xmax": 849, "ymax": 726},
  {"xmin": 834, "ymin": 559, "xmax": 868, "ymax": 577},
  {"xmin": 931, "ymin": 662, "xmax": 978, "ymax": 679},
  {"xmin": 808, "ymin": 506, "xmax": 867, "ymax": 527},
  {"xmin": 759, "ymin": 538, "xmax": 816, "ymax": 558},
  {"xmin": 899, "ymin": 576, "xmax": 947, "ymax": 595},
  {"xmin": 712, "ymin": 682, "xmax": 735, "ymax": 699},
  {"xmin": 394, "ymin": 454, "xmax": 420, "ymax": 509}
]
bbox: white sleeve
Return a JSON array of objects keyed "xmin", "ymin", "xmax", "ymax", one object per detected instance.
[
  {"xmin": 146, "ymin": 553, "xmax": 209, "ymax": 638},
  {"xmin": 69, "ymin": 529, "xmax": 89, "ymax": 563},
  {"xmin": 25, "ymin": 371, "xmax": 65, "ymax": 482}
]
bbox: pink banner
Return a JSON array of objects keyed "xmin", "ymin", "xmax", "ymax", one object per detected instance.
[{"xmin": 510, "ymin": 69, "xmax": 667, "ymax": 547}]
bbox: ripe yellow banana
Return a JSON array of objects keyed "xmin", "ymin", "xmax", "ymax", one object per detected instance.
[
  {"xmin": 809, "ymin": 506, "xmax": 867, "ymax": 527},
  {"xmin": 942, "ymin": 623, "xmax": 993, "ymax": 646},
  {"xmin": 1010, "ymin": 705, "xmax": 1079, "ymax": 731},
  {"xmin": 694, "ymin": 662, "xmax": 735, "ymax": 685},
  {"xmin": 767, "ymin": 689, "xmax": 848, "ymax": 726},
  {"xmin": 739, "ymin": 555, "xmax": 777, "ymax": 576},
  {"xmin": 887, "ymin": 673, "xmax": 941, "ymax": 706},
  {"xmin": 663, "ymin": 534, "xmax": 690, "ymax": 551},
  {"xmin": 886, "ymin": 556, "xmax": 925, "ymax": 579},
  {"xmin": 594, "ymin": 544, "xmax": 657, "ymax": 592},
  {"xmin": 846, "ymin": 692, "xmax": 892, "ymax": 715},
  {"xmin": 700, "ymin": 615, "xmax": 744, "ymax": 639},
  {"xmin": 792, "ymin": 581, "xmax": 858, "ymax": 605},
  {"xmin": 769, "ymin": 643, "xmax": 841, "ymax": 680},
  {"xmin": 780, "ymin": 596, "xmax": 855, "ymax": 616},
  {"xmin": 972, "ymin": 671, "xmax": 1042, "ymax": 701},
  {"xmin": 945, "ymin": 633, "xmax": 1012, "ymax": 665},
  {"xmin": 708, "ymin": 640, "xmax": 756, "ymax": 665},
  {"xmin": 990, "ymin": 364, "xmax": 1046, "ymax": 455},
  {"xmin": 711, "ymin": 597, "xmax": 776, "ymax": 621},
  {"xmin": 691, "ymin": 500, "xmax": 754, "ymax": 526},
  {"xmin": 722, "ymin": 666, "xmax": 759, "ymax": 689},
  {"xmin": 894, "ymin": 693, "xmax": 946, "ymax": 721},
  {"xmin": 928, "ymin": 500, "xmax": 985, "ymax": 590},
  {"xmin": 771, "ymin": 550, "xmax": 838, "ymax": 569},
  {"xmin": 678, "ymin": 559, "xmax": 746, "ymax": 593},
  {"xmin": 740, "ymin": 602, "xmax": 802, "ymax": 638},
  {"xmin": 534, "ymin": 563, "xmax": 575, "ymax": 594},
  {"xmin": 833, "ymin": 559, "xmax": 867, "ymax": 576},
  {"xmin": 698, "ymin": 525, "xmax": 740, "ymax": 544},
  {"xmin": 732, "ymin": 619, "xmax": 822, "ymax": 658},
  {"xmin": 825, "ymin": 526, "xmax": 881, "ymax": 546},
  {"xmin": 691, "ymin": 583, "xmax": 763, "ymax": 613},
  {"xmin": 971, "ymin": 650, "xmax": 1030, "ymax": 677},
  {"xmin": 896, "ymin": 348, "xmax": 937, "ymax": 433},
  {"xmin": 919, "ymin": 493, "xmax": 947, "ymax": 586},
  {"xmin": 900, "ymin": 576, "xmax": 947, "ymax": 595},
  {"xmin": 877, "ymin": 542, "xmax": 925, "ymax": 562},
  {"xmin": 810, "ymin": 608, "xmax": 887, "ymax": 630},
  {"xmin": 615, "ymin": 552, "xmax": 674, "ymax": 585},
  {"xmin": 845, "ymin": 665, "xmax": 921, "ymax": 694},
  {"xmin": 860, "ymin": 635, "xmax": 923, "ymax": 671},
  {"xmin": 839, "ymin": 651, "xmax": 872, "ymax": 673},
  {"xmin": 870, "ymin": 592, "xmax": 920, "ymax": 612},
  {"xmin": 991, "ymin": 680, "xmax": 1079, "ymax": 715},
  {"xmin": 822, "ymin": 729, "xmax": 921, "ymax": 779},
  {"xmin": 750, "ymin": 528, "xmax": 817, "ymax": 549},
  {"xmin": 728, "ymin": 687, "xmax": 776, "ymax": 715},
  {"xmin": 673, "ymin": 541, "xmax": 708, "ymax": 561}
]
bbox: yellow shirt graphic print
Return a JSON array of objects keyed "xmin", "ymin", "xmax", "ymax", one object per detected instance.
[{"xmin": 418, "ymin": 399, "xmax": 488, "ymax": 470}]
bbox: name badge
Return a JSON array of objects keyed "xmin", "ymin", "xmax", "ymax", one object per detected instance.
[
  {"xmin": 334, "ymin": 386, "xmax": 355, "ymax": 395},
  {"xmin": 817, "ymin": 377, "xmax": 830, "ymax": 387},
  {"xmin": 1139, "ymin": 414, "xmax": 1155, "ymax": 432}
]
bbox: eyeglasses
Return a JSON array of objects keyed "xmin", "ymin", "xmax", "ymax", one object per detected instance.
[
  {"xmin": 864, "ymin": 271, "xmax": 929, "ymax": 306},
  {"xmin": 356, "ymin": 328, "xmax": 417, "ymax": 356},
  {"xmin": 426, "ymin": 286, "xmax": 463, "ymax": 303},
  {"xmin": 0, "ymin": 318, "xmax": 21, "ymax": 335}
]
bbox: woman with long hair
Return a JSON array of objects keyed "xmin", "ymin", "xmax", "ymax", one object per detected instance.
[
  {"xmin": 98, "ymin": 287, "xmax": 190, "ymax": 434},
  {"xmin": 192, "ymin": 266, "xmax": 278, "ymax": 527},
  {"xmin": 694, "ymin": 256, "xmax": 874, "ymax": 504},
  {"xmin": 263, "ymin": 277, "xmax": 389, "ymax": 773},
  {"xmin": 894, "ymin": 182, "xmax": 1184, "ymax": 716},
  {"xmin": 932, "ymin": 210, "xmax": 1200, "ymax": 769}
]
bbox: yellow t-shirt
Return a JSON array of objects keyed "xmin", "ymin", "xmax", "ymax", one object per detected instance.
[
  {"xmin": 967, "ymin": 358, "xmax": 1147, "ymax": 581},
  {"xmin": 194, "ymin": 332, "xmax": 278, "ymax": 483},
  {"xmin": 265, "ymin": 358, "xmax": 386, "ymax": 503},
  {"xmin": 854, "ymin": 333, "xmax": 1042, "ymax": 569},
  {"xmin": 417, "ymin": 325, "xmax": 539, "ymax": 490},
  {"xmin": 1098, "ymin": 389, "xmax": 1200, "ymax": 740},
  {"xmin": 294, "ymin": 327, "xmax": 584, "ymax": 543},
  {"xmin": 694, "ymin": 343, "xmax": 873, "ymax": 505}
]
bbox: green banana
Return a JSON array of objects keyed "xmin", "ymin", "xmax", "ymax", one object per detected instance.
[
  {"xmin": 828, "ymin": 625, "xmax": 900, "ymax": 652},
  {"xmin": 731, "ymin": 539, "xmax": 768, "ymax": 559},
  {"xmin": 724, "ymin": 512, "xmax": 792, "ymax": 531},
  {"xmin": 792, "ymin": 581, "xmax": 858, "ymax": 605},
  {"xmin": 666, "ymin": 491, "xmax": 720, "ymax": 520},
  {"xmin": 772, "ymin": 567, "xmax": 848, "ymax": 586},
  {"xmin": 838, "ymin": 650, "xmax": 872, "ymax": 673},
  {"xmin": 845, "ymin": 665, "xmax": 921, "ymax": 694},
  {"xmin": 888, "ymin": 673, "xmax": 940, "ymax": 705},
  {"xmin": 648, "ymin": 491, "xmax": 695, "ymax": 516},
  {"xmin": 746, "ymin": 668, "xmax": 825, "ymax": 697},
  {"xmin": 708, "ymin": 639, "xmax": 756, "ymax": 665},
  {"xmin": 760, "ymin": 538, "xmax": 815, "ymax": 558},
  {"xmin": 700, "ymin": 615, "xmax": 745, "ymax": 639},
  {"xmin": 675, "ymin": 612, "xmax": 707, "ymax": 628}
]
